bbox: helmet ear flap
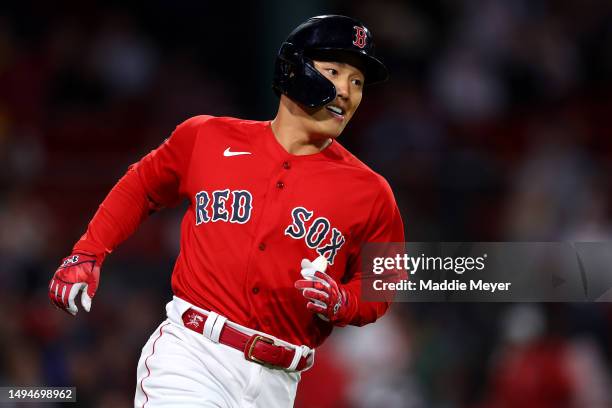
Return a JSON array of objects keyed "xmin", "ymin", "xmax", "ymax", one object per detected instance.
[{"xmin": 273, "ymin": 42, "xmax": 337, "ymax": 108}]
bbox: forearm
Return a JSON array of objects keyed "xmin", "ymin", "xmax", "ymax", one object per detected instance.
[{"xmin": 72, "ymin": 165, "xmax": 153, "ymax": 260}]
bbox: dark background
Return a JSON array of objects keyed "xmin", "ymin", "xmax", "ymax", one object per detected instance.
[{"xmin": 1, "ymin": 0, "xmax": 612, "ymax": 406}]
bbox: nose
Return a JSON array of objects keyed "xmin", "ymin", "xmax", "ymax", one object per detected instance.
[{"xmin": 334, "ymin": 77, "xmax": 351, "ymax": 101}]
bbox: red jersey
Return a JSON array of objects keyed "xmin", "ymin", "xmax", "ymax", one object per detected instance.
[{"xmin": 75, "ymin": 115, "xmax": 404, "ymax": 347}]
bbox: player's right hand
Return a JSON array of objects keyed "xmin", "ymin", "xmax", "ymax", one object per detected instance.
[
  {"xmin": 48, "ymin": 252, "xmax": 101, "ymax": 316},
  {"xmin": 295, "ymin": 256, "xmax": 351, "ymax": 325}
]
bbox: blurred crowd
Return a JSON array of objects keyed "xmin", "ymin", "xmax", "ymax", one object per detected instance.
[{"xmin": 1, "ymin": 1, "xmax": 611, "ymax": 407}]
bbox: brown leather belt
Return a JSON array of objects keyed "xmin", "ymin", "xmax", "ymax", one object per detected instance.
[{"xmin": 181, "ymin": 308, "xmax": 310, "ymax": 371}]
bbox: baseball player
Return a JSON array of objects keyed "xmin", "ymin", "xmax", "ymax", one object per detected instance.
[{"xmin": 48, "ymin": 15, "xmax": 404, "ymax": 407}]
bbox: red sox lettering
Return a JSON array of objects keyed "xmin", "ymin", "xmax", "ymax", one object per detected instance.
[
  {"xmin": 284, "ymin": 206, "xmax": 346, "ymax": 265},
  {"xmin": 194, "ymin": 195, "xmax": 346, "ymax": 265}
]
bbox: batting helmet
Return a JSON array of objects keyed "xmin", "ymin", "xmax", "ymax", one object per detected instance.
[{"xmin": 272, "ymin": 15, "xmax": 388, "ymax": 108}]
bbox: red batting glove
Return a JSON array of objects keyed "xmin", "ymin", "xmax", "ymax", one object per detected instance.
[
  {"xmin": 48, "ymin": 252, "xmax": 101, "ymax": 316},
  {"xmin": 294, "ymin": 257, "xmax": 350, "ymax": 324}
]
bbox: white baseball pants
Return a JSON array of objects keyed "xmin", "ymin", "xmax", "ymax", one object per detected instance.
[{"xmin": 134, "ymin": 297, "xmax": 303, "ymax": 408}]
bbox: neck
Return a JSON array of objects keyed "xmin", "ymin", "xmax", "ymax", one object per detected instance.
[{"xmin": 270, "ymin": 98, "xmax": 332, "ymax": 155}]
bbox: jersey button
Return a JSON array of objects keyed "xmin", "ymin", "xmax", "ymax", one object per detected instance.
[
  {"xmin": 252, "ymin": 287, "xmax": 260, "ymax": 294},
  {"xmin": 282, "ymin": 161, "xmax": 291, "ymax": 170},
  {"xmin": 258, "ymin": 243, "xmax": 266, "ymax": 251},
  {"xmin": 276, "ymin": 181, "xmax": 284, "ymax": 189}
]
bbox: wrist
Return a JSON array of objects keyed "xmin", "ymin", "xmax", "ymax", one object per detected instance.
[
  {"xmin": 72, "ymin": 242, "xmax": 108, "ymax": 264},
  {"xmin": 332, "ymin": 285, "xmax": 354, "ymax": 327}
]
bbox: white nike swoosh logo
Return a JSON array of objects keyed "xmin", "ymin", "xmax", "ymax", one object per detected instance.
[{"xmin": 223, "ymin": 147, "xmax": 252, "ymax": 157}]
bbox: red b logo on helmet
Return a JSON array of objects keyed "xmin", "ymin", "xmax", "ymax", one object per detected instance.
[{"xmin": 353, "ymin": 26, "xmax": 367, "ymax": 49}]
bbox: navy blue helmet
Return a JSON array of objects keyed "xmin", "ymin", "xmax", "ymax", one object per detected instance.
[{"xmin": 272, "ymin": 15, "xmax": 388, "ymax": 108}]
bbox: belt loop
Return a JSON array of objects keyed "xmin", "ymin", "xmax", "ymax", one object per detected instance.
[
  {"xmin": 203, "ymin": 311, "xmax": 219, "ymax": 341},
  {"xmin": 210, "ymin": 315, "xmax": 227, "ymax": 343},
  {"xmin": 203, "ymin": 311, "xmax": 228, "ymax": 343},
  {"xmin": 288, "ymin": 345, "xmax": 310, "ymax": 371}
]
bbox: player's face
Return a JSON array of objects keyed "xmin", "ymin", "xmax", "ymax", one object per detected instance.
[{"xmin": 309, "ymin": 60, "xmax": 364, "ymax": 138}]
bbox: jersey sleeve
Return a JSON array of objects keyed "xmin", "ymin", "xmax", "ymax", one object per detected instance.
[
  {"xmin": 72, "ymin": 116, "xmax": 204, "ymax": 260},
  {"xmin": 340, "ymin": 177, "xmax": 405, "ymax": 327}
]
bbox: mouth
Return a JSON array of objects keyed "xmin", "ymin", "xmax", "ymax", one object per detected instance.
[{"xmin": 325, "ymin": 105, "xmax": 346, "ymax": 121}]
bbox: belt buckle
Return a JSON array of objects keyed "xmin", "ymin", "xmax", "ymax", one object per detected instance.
[{"xmin": 246, "ymin": 335, "xmax": 275, "ymax": 366}]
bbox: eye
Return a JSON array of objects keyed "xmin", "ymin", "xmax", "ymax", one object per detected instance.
[
  {"xmin": 326, "ymin": 68, "xmax": 338, "ymax": 76},
  {"xmin": 352, "ymin": 78, "xmax": 363, "ymax": 87}
]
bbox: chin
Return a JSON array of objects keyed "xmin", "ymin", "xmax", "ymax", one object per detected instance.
[
  {"xmin": 305, "ymin": 109, "xmax": 350, "ymax": 139},
  {"xmin": 317, "ymin": 128, "xmax": 342, "ymax": 140}
]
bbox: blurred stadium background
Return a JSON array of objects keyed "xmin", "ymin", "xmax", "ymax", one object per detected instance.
[{"xmin": 1, "ymin": 1, "xmax": 612, "ymax": 407}]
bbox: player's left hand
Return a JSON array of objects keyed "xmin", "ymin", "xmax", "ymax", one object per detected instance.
[{"xmin": 294, "ymin": 256, "xmax": 350, "ymax": 324}]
